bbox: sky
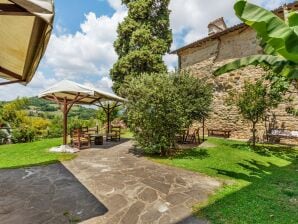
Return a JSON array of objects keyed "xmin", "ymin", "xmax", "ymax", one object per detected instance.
[{"xmin": 0, "ymin": 0, "xmax": 295, "ymax": 101}]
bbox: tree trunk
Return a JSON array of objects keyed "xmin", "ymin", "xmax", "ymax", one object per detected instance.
[{"xmin": 252, "ymin": 122, "xmax": 257, "ymax": 147}]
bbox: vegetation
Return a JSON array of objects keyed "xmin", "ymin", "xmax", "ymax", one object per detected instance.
[
  {"xmin": 121, "ymin": 72, "xmax": 212, "ymax": 155},
  {"xmin": 110, "ymin": 0, "xmax": 172, "ymax": 92},
  {"xmin": 0, "ymin": 97, "xmax": 120, "ymax": 143},
  {"xmin": 0, "ymin": 138, "xmax": 75, "ymax": 169},
  {"xmin": 228, "ymin": 79, "xmax": 285, "ymax": 146},
  {"xmin": 214, "ymin": 0, "xmax": 298, "ymax": 79},
  {"xmin": 153, "ymin": 137, "xmax": 298, "ymax": 224}
]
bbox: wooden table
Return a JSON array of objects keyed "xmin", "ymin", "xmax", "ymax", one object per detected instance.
[
  {"xmin": 208, "ymin": 129, "xmax": 231, "ymax": 138},
  {"xmin": 90, "ymin": 134, "xmax": 103, "ymax": 145}
]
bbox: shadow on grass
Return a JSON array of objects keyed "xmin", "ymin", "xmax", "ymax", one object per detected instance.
[
  {"xmin": 198, "ymin": 159, "xmax": 298, "ymax": 224},
  {"xmin": 172, "ymin": 148, "xmax": 210, "ymax": 160},
  {"xmin": 129, "ymin": 146, "xmax": 210, "ymax": 160},
  {"xmin": 222, "ymin": 141, "xmax": 297, "ymax": 161}
]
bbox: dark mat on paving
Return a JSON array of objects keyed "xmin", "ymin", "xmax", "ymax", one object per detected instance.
[{"xmin": 0, "ymin": 163, "xmax": 108, "ymax": 224}]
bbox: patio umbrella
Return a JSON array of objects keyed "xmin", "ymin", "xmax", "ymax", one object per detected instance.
[
  {"xmin": 39, "ymin": 80, "xmax": 127, "ymax": 152},
  {"xmin": 0, "ymin": 0, "xmax": 54, "ymax": 85}
]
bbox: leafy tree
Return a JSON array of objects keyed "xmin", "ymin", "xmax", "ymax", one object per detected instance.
[
  {"xmin": 214, "ymin": 0, "xmax": 298, "ymax": 79},
  {"xmin": 1, "ymin": 98, "xmax": 52, "ymax": 142},
  {"xmin": 230, "ymin": 80, "xmax": 283, "ymax": 146},
  {"xmin": 48, "ymin": 115, "xmax": 63, "ymax": 138},
  {"xmin": 110, "ymin": 0, "xmax": 172, "ymax": 92},
  {"xmin": 96, "ymin": 104, "xmax": 122, "ymax": 128},
  {"xmin": 2, "ymin": 98, "xmax": 29, "ymax": 127},
  {"xmin": 120, "ymin": 72, "xmax": 212, "ymax": 156}
]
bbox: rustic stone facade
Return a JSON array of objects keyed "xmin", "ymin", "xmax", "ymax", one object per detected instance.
[{"xmin": 173, "ymin": 3, "xmax": 298, "ymax": 143}]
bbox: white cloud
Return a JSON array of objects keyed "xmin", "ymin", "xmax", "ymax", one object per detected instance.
[
  {"xmin": 45, "ymin": 8, "xmax": 127, "ymax": 80},
  {"xmin": 169, "ymin": 0, "xmax": 292, "ymax": 45},
  {"xmin": 83, "ymin": 76, "xmax": 114, "ymax": 93},
  {"xmin": 0, "ymin": 72, "xmax": 57, "ymax": 101},
  {"xmin": 1, "ymin": 0, "xmax": 292, "ymax": 100}
]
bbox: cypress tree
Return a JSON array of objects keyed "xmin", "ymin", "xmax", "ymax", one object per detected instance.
[{"xmin": 110, "ymin": 0, "xmax": 172, "ymax": 92}]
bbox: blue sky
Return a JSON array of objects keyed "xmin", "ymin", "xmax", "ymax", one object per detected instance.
[
  {"xmin": 54, "ymin": 0, "xmax": 114, "ymax": 34},
  {"xmin": 0, "ymin": 0, "xmax": 295, "ymax": 101}
]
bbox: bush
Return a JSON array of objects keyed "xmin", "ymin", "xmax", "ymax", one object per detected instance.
[
  {"xmin": 120, "ymin": 72, "xmax": 212, "ymax": 155},
  {"xmin": 0, "ymin": 129, "xmax": 9, "ymax": 145},
  {"xmin": 11, "ymin": 126, "xmax": 35, "ymax": 143}
]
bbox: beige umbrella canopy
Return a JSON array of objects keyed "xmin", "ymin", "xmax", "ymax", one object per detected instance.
[
  {"xmin": 39, "ymin": 80, "xmax": 126, "ymax": 152},
  {"xmin": 0, "ymin": 0, "xmax": 54, "ymax": 85}
]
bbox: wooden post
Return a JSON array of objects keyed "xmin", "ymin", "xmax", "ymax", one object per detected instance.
[
  {"xmin": 63, "ymin": 98, "xmax": 68, "ymax": 145},
  {"xmin": 107, "ymin": 103, "xmax": 111, "ymax": 134},
  {"xmin": 202, "ymin": 117, "xmax": 205, "ymax": 142},
  {"xmin": 51, "ymin": 94, "xmax": 86, "ymax": 146}
]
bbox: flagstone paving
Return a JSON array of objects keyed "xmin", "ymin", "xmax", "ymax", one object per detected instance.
[
  {"xmin": 63, "ymin": 140, "xmax": 222, "ymax": 224},
  {"xmin": 0, "ymin": 140, "xmax": 222, "ymax": 224},
  {"xmin": 0, "ymin": 164, "xmax": 108, "ymax": 224}
]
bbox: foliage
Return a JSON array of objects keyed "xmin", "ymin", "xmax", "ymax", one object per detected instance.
[
  {"xmin": 46, "ymin": 115, "xmax": 62, "ymax": 138},
  {"xmin": 0, "ymin": 129, "xmax": 9, "ymax": 145},
  {"xmin": 96, "ymin": 104, "xmax": 123, "ymax": 128},
  {"xmin": 2, "ymin": 98, "xmax": 29, "ymax": 127},
  {"xmin": 0, "ymin": 138, "xmax": 75, "ymax": 169},
  {"xmin": 153, "ymin": 137, "xmax": 298, "ymax": 224},
  {"xmin": 214, "ymin": 0, "xmax": 298, "ymax": 79},
  {"xmin": 110, "ymin": 0, "xmax": 172, "ymax": 92},
  {"xmin": 229, "ymin": 79, "xmax": 283, "ymax": 146},
  {"xmin": 68, "ymin": 116, "xmax": 96, "ymax": 133},
  {"xmin": 1, "ymin": 98, "xmax": 53, "ymax": 143},
  {"xmin": 68, "ymin": 106, "xmax": 97, "ymax": 120},
  {"xmin": 120, "ymin": 72, "xmax": 212, "ymax": 155}
]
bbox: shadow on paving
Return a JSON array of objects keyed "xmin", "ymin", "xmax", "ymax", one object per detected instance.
[
  {"xmin": 197, "ymin": 159, "xmax": 298, "ymax": 224},
  {"xmin": 0, "ymin": 163, "xmax": 108, "ymax": 224},
  {"xmin": 91, "ymin": 138, "xmax": 131, "ymax": 150}
]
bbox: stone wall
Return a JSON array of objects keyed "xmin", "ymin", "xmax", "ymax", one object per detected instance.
[{"xmin": 179, "ymin": 27, "xmax": 298, "ymax": 143}]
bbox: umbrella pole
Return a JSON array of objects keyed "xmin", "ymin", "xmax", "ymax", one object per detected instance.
[
  {"xmin": 107, "ymin": 103, "xmax": 110, "ymax": 134},
  {"xmin": 51, "ymin": 94, "xmax": 85, "ymax": 146},
  {"xmin": 63, "ymin": 100, "xmax": 68, "ymax": 145}
]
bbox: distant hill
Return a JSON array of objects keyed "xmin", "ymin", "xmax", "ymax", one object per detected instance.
[{"xmin": 1, "ymin": 97, "xmax": 97, "ymax": 120}]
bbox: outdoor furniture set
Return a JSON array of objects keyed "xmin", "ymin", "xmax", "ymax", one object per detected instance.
[{"xmin": 71, "ymin": 126, "xmax": 121, "ymax": 150}]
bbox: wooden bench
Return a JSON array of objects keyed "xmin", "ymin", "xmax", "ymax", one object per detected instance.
[{"xmin": 208, "ymin": 129, "xmax": 231, "ymax": 138}]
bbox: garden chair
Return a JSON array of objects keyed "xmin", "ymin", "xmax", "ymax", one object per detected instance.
[
  {"xmin": 184, "ymin": 128, "xmax": 200, "ymax": 144},
  {"xmin": 176, "ymin": 129, "xmax": 188, "ymax": 143},
  {"xmin": 71, "ymin": 129, "xmax": 91, "ymax": 150},
  {"xmin": 106, "ymin": 126, "xmax": 121, "ymax": 141}
]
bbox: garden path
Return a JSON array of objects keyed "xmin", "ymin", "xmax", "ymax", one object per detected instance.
[{"xmin": 64, "ymin": 140, "xmax": 222, "ymax": 224}]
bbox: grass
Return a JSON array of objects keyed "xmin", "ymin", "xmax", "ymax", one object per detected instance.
[
  {"xmin": 121, "ymin": 130, "xmax": 134, "ymax": 139},
  {"xmin": 0, "ymin": 138, "xmax": 76, "ymax": 169},
  {"xmin": 152, "ymin": 137, "xmax": 298, "ymax": 224}
]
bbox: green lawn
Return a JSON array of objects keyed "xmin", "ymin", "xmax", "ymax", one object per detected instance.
[
  {"xmin": 122, "ymin": 130, "xmax": 134, "ymax": 139},
  {"xmin": 0, "ymin": 138, "xmax": 76, "ymax": 169},
  {"xmin": 152, "ymin": 138, "xmax": 298, "ymax": 224}
]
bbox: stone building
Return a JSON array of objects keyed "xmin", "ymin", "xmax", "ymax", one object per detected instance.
[{"xmin": 172, "ymin": 2, "xmax": 298, "ymax": 142}]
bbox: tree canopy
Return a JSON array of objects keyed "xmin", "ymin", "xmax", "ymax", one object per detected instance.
[
  {"xmin": 120, "ymin": 72, "xmax": 213, "ymax": 155},
  {"xmin": 110, "ymin": 0, "xmax": 172, "ymax": 92}
]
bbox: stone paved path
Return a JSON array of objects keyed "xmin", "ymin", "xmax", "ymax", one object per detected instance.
[
  {"xmin": 63, "ymin": 140, "xmax": 222, "ymax": 224},
  {"xmin": 0, "ymin": 164, "xmax": 108, "ymax": 224}
]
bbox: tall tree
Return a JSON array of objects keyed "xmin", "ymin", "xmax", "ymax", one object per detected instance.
[{"xmin": 110, "ymin": 0, "xmax": 172, "ymax": 92}]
